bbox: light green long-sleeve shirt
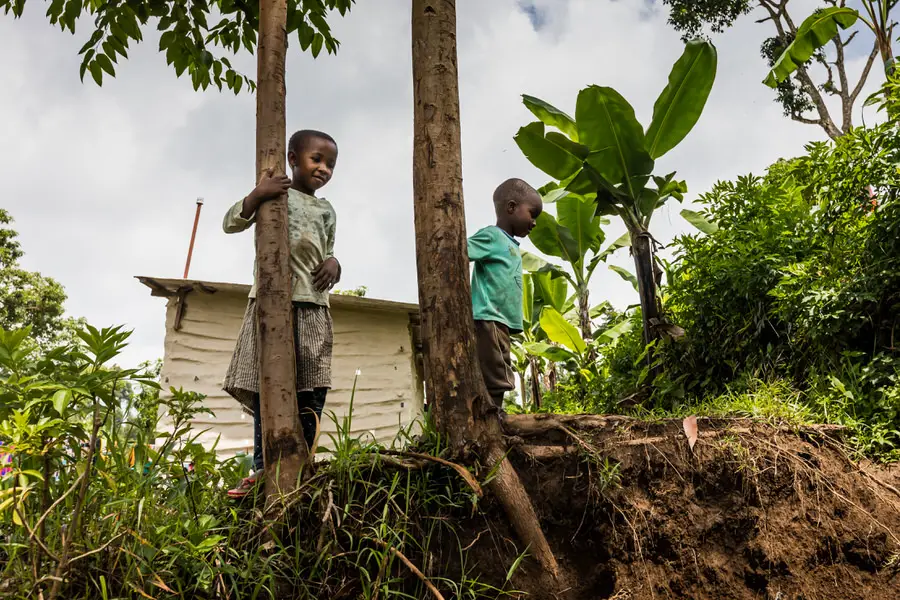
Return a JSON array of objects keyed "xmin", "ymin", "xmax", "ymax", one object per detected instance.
[{"xmin": 223, "ymin": 189, "xmax": 337, "ymax": 307}]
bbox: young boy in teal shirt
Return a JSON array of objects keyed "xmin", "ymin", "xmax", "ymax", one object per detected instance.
[{"xmin": 468, "ymin": 178, "xmax": 543, "ymax": 408}]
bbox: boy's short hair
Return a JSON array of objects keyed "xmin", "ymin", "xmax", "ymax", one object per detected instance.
[
  {"xmin": 288, "ymin": 129, "xmax": 338, "ymax": 155},
  {"xmin": 493, "ymin": 178, "xmax": 538, "ymax": 214}
]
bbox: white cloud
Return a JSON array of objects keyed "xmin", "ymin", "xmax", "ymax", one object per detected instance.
[{"xmin": 0, "ymin": 0, "xmax": 886, "ymax": 367}]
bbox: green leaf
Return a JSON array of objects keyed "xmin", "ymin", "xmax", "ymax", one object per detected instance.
[
  {"xmin": 522, "ymin": 273, "xmax": 534, "ymax": 327},
  {"xmin": 533, "ymin": 271, "xmax": 569, "ymax": 314},
  {"xmin": 546, "ymin": 132, "xmax": 589, "ymax": 160},
  {"xmin": 96, "ymin": 54, "xmax": 115, "ymax": 77},
  {"xmin": 311, "ymin": 33, "xmax": 324, "ymax": 58},
  {"xmin": 654, "ymin": 172, "xmax": 688, "ymax": 201},
  {"xmin": 575, "ymin": 85, "xmax": 653, "ymax": 196},
  {"xmin": 598, "ymin": 319, "xmax": 633, "ymax": 344},
  {"xmin": 645, "ymin": 39, "xmax": 717, "ymax": 159},
  {"xmin": 52, "ymin": 389, "xmax": 71, "ymax": 415},
  {"xmin": 557, "ymin": 194, "xmax": 602, "ymax": 260},
  {"xmin": 609, "ymin": 265, "xmax": 638, "ymax": 291},
  {"xmin": 521, "ymin": 250, "xmax": 549, "ymax": 273},
  {"xmin": 523, "ymin": 341, "xmax": 575, "ymax": 363},
  {"xmin": 514, "ymin": 122, "xmax": 583, "ymax": 181},
  {"xmin": 541, "ymin": 187, "xmax": 570, "ymax": 204},
  {"xmin": 528, "ymin": 211, "xmax": 580, "ymax": 264},
  {"xmin": 89, "ymin": 60, "xmax": 103, "ymax": 86},
  {"xmin": 539, "ymin": 307, "xmax": 586, "ymax": 353},
  {"xmin": 522, "ymin": 94, "xmax": 579, "ymax": 140},
  {"xmin": 764, "ymin": 8, "xmax": 859, "ymax": 87},
  {"xmin": 680, "ymin": 209, "xmax": 719, "ymax": 234}
]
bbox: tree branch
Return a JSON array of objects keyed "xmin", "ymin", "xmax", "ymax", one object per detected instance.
[
  {"xmin": 791, "ymin": 114, "xmax": 822, "ymax": 125},
  {"xmin": 850, "ymin": 43, "xmax": 880, "ymax": 106}
]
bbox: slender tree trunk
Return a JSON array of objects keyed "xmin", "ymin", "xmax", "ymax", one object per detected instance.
[
  {"xmin": 518, "ymin": 368, "xmax": 528, "ymax": 410},
  {"xmin": 411, "ymin": 0, "xmax": 563, "ymax": 589},
  {"xmin": 528, "ymin": 356, "xmax": 543, "ymax": 411},
  {"xmin": 577, "ymin": 286, "xmax": 591, "ymax": 341},
  {"xmin": 631, "ymin": 229, "xmax": 661, "ymax": 375},
  {"xmin": 256, "ymin": 0, "xmax": 307, "ymax": 498}
]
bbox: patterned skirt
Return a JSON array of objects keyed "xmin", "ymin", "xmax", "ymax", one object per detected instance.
[{"xmin": 223, "ymin": 300, "xmax": 333, "ymax": 414}]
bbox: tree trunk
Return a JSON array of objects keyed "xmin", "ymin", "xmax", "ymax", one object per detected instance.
[
  {"xmin": 518, "ymin": 368, "xmax": 528, "ymax": 410},
  {"xmin": 255, "ymin": 0, "xmax": 307, "ymax": 498},
  {"xmin": 577, "ymin": 286, "xmax": 591, "ymax": 341},
  {"xmin": 411, "ymin": 0, "xmax": 564, "ymax": 589},
  {"xmin": 631, "ymin": 229, "xmax": 661, "ymax": 374},
  {"xmin": 528, "ymin": 356, "xmax": 543, "ymax": 411}
]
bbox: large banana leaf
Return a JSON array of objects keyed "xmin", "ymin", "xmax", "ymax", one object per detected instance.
[
  {"xmin": 524, "ymin": 341, "xmax": 575, "ymax": 363},
  {"xmin": 763, "ymin": 7, "xmax": 858, "ymax": 87},
  {"xmin": 557, "ymin": 194, "xmax": 603, "ymax": 260},
  {"xmin": 522, "ymin": 273, "xmax": 535, "ymax": 328},
  {"xmin": 645, "ymin": 39, "xmax": 717, "ymax": 160},
  {"xmin": 528, "ymin": 211, "xmax": 580, "ymax": 264},
  {"xmin": 514, "ymin": 121, "xmax": 583, "ymax": 180},
  {"xmin": 539, "ymin": 307, "xmax": 586, "ymax": 353},
  {"xmin": 533, "ymin": 271, "xmax": 570, "ymax": 314},
  {"xmin": 522, "ymin": 94, "xmax": 580, "ymax": 141},
  {"xmin": 575, "ymin": 85, "xmax": 654, "ymax": 197}
]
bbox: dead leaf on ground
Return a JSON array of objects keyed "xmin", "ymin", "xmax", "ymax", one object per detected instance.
[{"xmin": 683, "ymin": 416, "xmax": 699, "ymax": 451}]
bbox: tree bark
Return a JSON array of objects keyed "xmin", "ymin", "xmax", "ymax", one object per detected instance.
[
  {"xmin": 528, "ymin": 356, "xmax": 543, "ymax": 411},
  {"xmin": 256, "ymin": 0, "xmax": 307, "ymax": 498},
  {"xmin": 577, "ymin": 286, "xmax": 591, "ymax": 341},
  {"xmin": 410, "ymin": 0, "xmax": 564, "ymax": 589},
  {"xmin": 631, "ymin": 229, "xmax": 661, "ymax": 378}
]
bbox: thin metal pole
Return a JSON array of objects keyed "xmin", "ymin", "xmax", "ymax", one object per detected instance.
[{"xmin": 183, "ymin": 197, "xmax": 204, "ymax": 279}]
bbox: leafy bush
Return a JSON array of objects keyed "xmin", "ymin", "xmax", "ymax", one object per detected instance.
[
  {"xmin": 653, "ymin": 122, "xmax": 900, "ymax": 458},
  {"xmin": 0, "ymin": 325, "xmax": 519, "ymax": 599}
]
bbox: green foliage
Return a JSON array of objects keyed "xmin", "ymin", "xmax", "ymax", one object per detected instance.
[
  {"xmin": 516, "ymin": 40, "xmax": 715, "ymax": 355},
  {"xmin": 333, "ymin": 285, "xmax": 367, "ymax": 297},
  {"xmin": 661, "ymin": 0, "xmax": 752, "ymax": 40},
  {"xmin": 647, "ymin": 122, "xmax": 900, "ymax": 459},
  {"xmin": 0, "ymin": 324, "xmax": 523, "ymax": 598},
  {"xmin": 763, "ymin": 8, "xmax": 859, "ymax": 88},
  {"xmin": 0, "ymin": 209, "xmax": 83, "ymax": 350},
  {"xmin": 0, "ymin": 0, "xmax": 355, "ymax": 93}
]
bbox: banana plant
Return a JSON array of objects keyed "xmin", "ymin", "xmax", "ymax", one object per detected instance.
[
  {"xmin": 523, "ymin": 193, "xmax": 630, "ymax": 341},
  {"xmin": 524, "ymin": 306, "xmax": 633, "ymax": 388},
  {"xmin": 511, "ymin": 267, "xmax": 574, "ymax": 410},
  {"xmin": 515, "ymin": 39, "xmax": 717, "ymax": 354}
]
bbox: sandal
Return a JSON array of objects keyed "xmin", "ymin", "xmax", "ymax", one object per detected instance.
[{"xmin": 227, "ymin": 471, "xmax": 262, "ymax": 499}]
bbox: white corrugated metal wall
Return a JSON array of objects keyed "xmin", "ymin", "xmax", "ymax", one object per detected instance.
[{"xmin": 154, "ymin": 283, "xmax": 424, "ymax": 458}]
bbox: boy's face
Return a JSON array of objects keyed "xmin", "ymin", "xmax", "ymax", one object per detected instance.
[
  {"xmin": 289, "ymin": 137, "xmax": 338, "ymax": 194},
  {"xmin": 507, "ymin": 193, "xmax": 543, "ymax": 238}
]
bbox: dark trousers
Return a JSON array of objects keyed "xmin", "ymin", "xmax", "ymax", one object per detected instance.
[{"xmin": 251, "ymin": 388, "xmax": 327, "ymax": 472}]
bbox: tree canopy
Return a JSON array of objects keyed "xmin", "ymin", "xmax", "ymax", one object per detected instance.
[
  {"xmin": 0, "ymin": 0, "xmax": 354, "ymax": 93},
  {"xmin": 0, "ymin": 209, "xmax": 82, "ymax": 348}
]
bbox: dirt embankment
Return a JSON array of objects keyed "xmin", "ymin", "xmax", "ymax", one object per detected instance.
[{"xmin": 451, "ymin": 415, "xmax": 900, "ymax": 600}]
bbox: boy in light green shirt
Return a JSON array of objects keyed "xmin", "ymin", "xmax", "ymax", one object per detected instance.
[{"xmin": 468, "ymin": 178, "xmax": 543, "ymax": 408}]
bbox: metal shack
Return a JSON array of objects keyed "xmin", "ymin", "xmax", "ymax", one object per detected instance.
[{"xmin": 137, "ymin": 276, "xmax": 424, "ymax": 458}]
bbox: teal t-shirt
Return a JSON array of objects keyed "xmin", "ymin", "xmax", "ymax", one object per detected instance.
[{"xmin": 468, "ymin": 226, "xmax": 523, "ymax": 333}]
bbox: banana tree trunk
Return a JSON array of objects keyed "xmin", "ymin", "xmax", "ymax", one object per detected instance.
[
  {"xmin": 411, "ymin": 0, "xmax": 561, "ymax": 585},
  {"xmin": 256, "ymin": 0, "xmax": 307, "ymax": 498},
  {"xmin": 528, "ymin": 356, "xmax": 543, "ymax": 411},
  {"xmin": 631, "ymin": 228, "xmax": 662, "ymax": 359},
  {"xmin": 577, "ymin": 286, "xmax": 592, "ymax": 341}
]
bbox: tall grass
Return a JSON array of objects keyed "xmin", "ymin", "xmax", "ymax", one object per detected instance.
[{"xmin": 0, "ymin": 326, "xmax": 523, "ymax": 599}]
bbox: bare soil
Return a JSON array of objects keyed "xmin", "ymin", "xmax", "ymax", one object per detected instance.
[{"xmin": 448, "ymin": 415, "xmax": 900, "ymax": 599}]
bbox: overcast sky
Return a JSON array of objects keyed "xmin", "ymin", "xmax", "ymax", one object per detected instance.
[{"xmin": 0, "ymin": 0, "xmax": 884, "ymax": 367}]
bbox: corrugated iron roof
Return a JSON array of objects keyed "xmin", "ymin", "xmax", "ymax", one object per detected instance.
[{"xmin": 136, "ymin": 275, "xmax": 420, "ymax": 314}]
